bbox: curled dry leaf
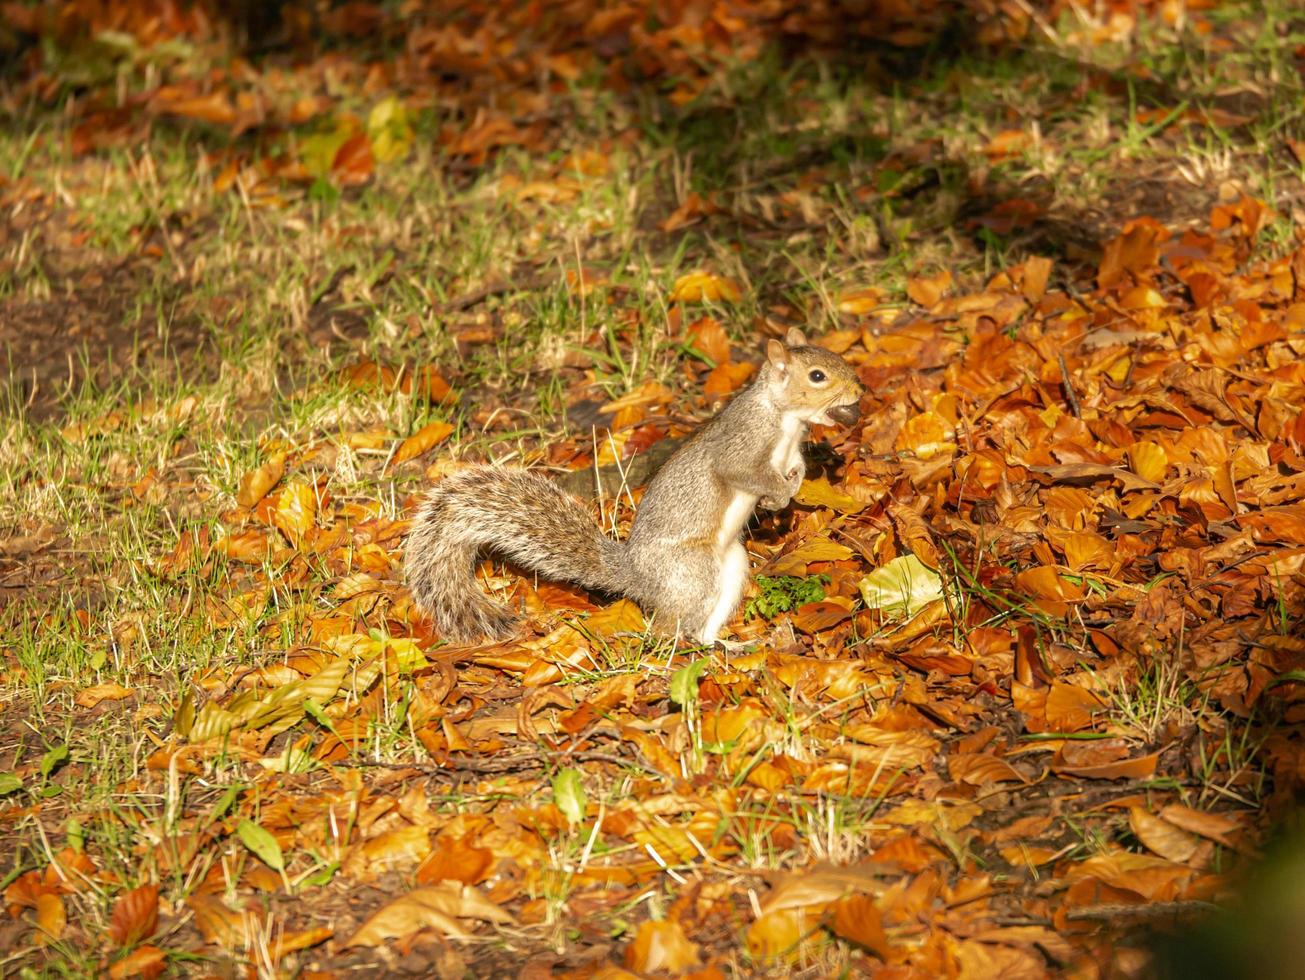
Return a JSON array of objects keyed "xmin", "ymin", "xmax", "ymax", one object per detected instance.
[
  {"xmin": 236, "ymin": 453, "xmax": 286, "ymax": 508},
  {"xmin": 74, "ymin": 682, "xmax": 133, "ymax": 708},
  {"xmin": 392, "ymin": 421, "xmax": 455, "ymax": 466},
  {"xmin": 345, "ymin": 883, "xmax": 515, "ymax": 947},
  {"xmin": 107, "ymin": 944, "xmax": 167, "ymax": 980}
]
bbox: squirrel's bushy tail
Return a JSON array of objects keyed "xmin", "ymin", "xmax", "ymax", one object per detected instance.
[{"xmin": 403, "ymin": 466, "xmax": 630, "ymax": 643}]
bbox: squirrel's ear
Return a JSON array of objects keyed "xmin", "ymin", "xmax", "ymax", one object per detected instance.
[
  {"xmin": 784, "ymin": 327, "xmax": 808, "ymax": 347},
  {"xmin": 765, "ymin": 338, "xmax": 789, "ymax": 369}
]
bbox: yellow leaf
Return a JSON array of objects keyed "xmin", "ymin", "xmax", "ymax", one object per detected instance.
[
  {"xmin": 1105, "ymin": 354, "xmax": 1132, "ymax": 383},
  {"xmin": 1129, "ymin": 441, "xmax": 1167, "ymax": 483},
  {"xmin": 858, "ymin": 554, "xmax": 943, "ymax": 621},
  {"xmin": 670, "ymin": 271, "xmax": 742, "ymax": 303},
  {"xmin": 272, "ymin": 482, "xmax": 317, "ymax": 545},
  {"xmin": 367, "ymin": 96, "xmax": 413, "ymax": 164},
  {"xmin": 384, "ymin": 637, "xmax": 428, "ymax": 672},
  {"xmin": 794, "ymin": 477, "xmax": 866, "ymax": 514}
]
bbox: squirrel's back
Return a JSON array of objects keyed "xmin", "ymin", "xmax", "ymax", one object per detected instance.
[{"xmin": 404, "ymin": 467, "xmax": 630, "ymax": 642}]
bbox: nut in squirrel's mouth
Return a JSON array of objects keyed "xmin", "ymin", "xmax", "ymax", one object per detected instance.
[{"xmin": 825, "ymin": 402, "xmax": 861, "ymax": 426}]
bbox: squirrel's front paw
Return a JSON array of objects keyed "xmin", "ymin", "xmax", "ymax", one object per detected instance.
[{"xmin": 759, "ymin": 493, "xmax": 787, "ymax": 511}]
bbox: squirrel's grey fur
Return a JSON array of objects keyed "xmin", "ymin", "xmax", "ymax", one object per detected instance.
[{"xmin": 404, "ymin": 328, "xmax": 863, "ymax": 644}]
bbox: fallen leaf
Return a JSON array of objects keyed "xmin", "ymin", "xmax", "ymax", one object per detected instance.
[{"xmin": 345, "ymin": 884, "xmax": 515, "ymax": 946}]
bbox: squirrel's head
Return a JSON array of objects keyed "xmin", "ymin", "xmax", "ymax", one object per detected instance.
[{"xmin": 762, "ymin": 328, "xmax": 864, "ymax": 426}]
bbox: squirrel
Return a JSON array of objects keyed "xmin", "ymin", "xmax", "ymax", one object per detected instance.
[{"xmin": 403, "ymin": 327, "xmax": 863, "ymax": 645}]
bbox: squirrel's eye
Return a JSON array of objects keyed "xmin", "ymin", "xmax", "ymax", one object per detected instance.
[{"xmin": 808, "ymin": 369, "xmax": 826, "ymax": 383}]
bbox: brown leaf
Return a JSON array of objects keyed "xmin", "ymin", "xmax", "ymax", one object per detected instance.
[
  {"xmin": 74, "ymin": 682, "xmax": 133, "ymax": 708},
  {"xmin": 108, "ymin": 883, "xmax": 159, "ymax": 948},
  {"xmin": 1129, "ymin": 806, "xmax": 1201, "ymax": 864},
  {"xmin": 345, "ymin": 884, "xmax": 515, "ymax": 946}
]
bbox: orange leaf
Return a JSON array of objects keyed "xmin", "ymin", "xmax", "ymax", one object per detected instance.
[
  {"xmin": 34, "ymin": 892, "xmax": 66, "ymax": 944},
  {"xmin": 703, "ymin": 361, "xmax": 753, "ymax": 398},
  {"xmin": 268, "ymin": 926, "xmax": 333, "ymax": 961},
  {"xmin": 1053, "ymin": 748, "xmax": 1160, "ymax": 780},
  {"xmin": 624, "ymin": 919, "xmax": 702, "ymax": 974},
  {"xmin": 108, "ymin": 883, "xmax": 159, "ymax": 948},
  {"xmin": 392, "ymin": 422, "xmax": 455, "ymax": 466},
  {"xmin": 835, "ymin": 287, "xmax": 884, "ymax": 316},
  {"xmin": 1020, "ymin": 256, "xmax": 1053, "ymax": 303},
  {"xmin": 905, "ymin": 268, "xmax": 952, "ymax": 308},
  {"xmin": 685, "ymin": 315, "xmax": 731, "ymax": 364},
  {"xmin": 1043, "ymin": 683, "xmax": 1104, "ymax": 732},
  {"xmin": 236, "ymin": 454, "xmax": 286, "ymax": 508},
  {"xmin": 984, "ymin": 129, "xmax": 1033, "ymax": 159},
  {"xmin": 108, "ymin": 944, "xmax": 167, "ymax": 980},
  {"xmin": 947, "ymin": 753, "xmax": 1029, "ymax": 787},
  {"xmin": 827, "ymin": 893, "xmax": 891, "ymax": 958},
  {"xmin": 415, "ymin": 836, "xmax": 496, "ymax": 886},
  {"xmin": 332, "ymin": 132, "xmax": 374, "ymax": 185},
  {"xmin": 157, "ymin": 91, "xmax": 236, "ymax": 126}
]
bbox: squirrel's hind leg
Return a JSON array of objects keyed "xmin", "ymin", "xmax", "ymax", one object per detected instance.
[{"xmin": 698, "ymin": 541, "xmax": 749, "ymax": 644}]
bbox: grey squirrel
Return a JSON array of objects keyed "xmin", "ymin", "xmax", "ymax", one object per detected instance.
[{"xmin": 403, "ymin": 328, "xmax": 863, "ymax": 644}]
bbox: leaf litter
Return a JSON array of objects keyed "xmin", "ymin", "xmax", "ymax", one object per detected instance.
[{"xmin": 1, "ymin": 0, "xmax": 1304, "ymax": 977}]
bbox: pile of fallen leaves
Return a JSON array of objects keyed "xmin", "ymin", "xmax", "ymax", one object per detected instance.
[
  {"xmin": 0, "ymin": 0, "xmax": 1200, "ymax": 188},
  {"xmin": 8, "ymin": 186, "xmax": 1301, "ymax": 975}
]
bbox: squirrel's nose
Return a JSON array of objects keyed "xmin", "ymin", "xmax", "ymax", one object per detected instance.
[{"xmin": 828, "ymin": 402, "xmax": 860, "ymax": 426}]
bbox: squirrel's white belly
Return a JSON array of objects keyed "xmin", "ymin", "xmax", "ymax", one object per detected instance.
[
  {"xmin": 769, "ymin": 413, "xmax": 805, "ymax": 476},
  {"xmin": 716, "ymin": 490, "xmax": 758, "ymax": 553}
]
